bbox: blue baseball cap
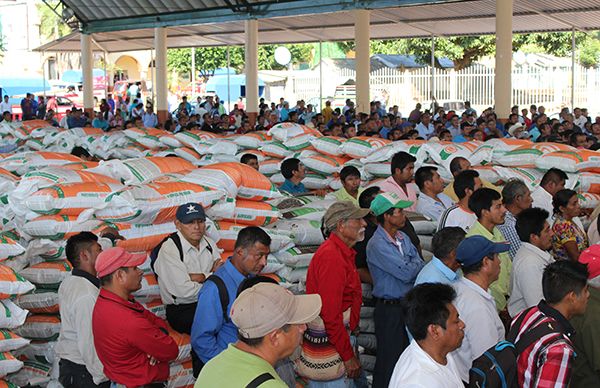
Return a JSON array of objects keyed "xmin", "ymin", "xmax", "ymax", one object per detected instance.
[
  {"xmin": 456, "ymin": 236, "xmax": 510, "ymax": 267},
  {"xmin": 176, "ymin": 203, "xmax": 206, "ymax": 224}
]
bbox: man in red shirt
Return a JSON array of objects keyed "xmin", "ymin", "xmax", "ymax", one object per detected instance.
[
  {"xmin": 299, "ymin": 201, "xmax": 369, "ymax": 386},
  {"xmin": 92, "ymin": 247, "xmax": 178, "ymax": 387},
  {"xmin": 511, "ymin": 260, "xmax": 589, "ymax": 388}
]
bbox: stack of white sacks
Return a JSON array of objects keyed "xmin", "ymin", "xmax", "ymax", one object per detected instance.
[{"xmin": 0, "ymin": 119, "xmax": 599, "ymax": 385}]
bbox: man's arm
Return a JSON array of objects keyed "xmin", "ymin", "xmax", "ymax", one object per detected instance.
[
  {"xmin": 128, "ymin": 313, "xmax": 179, "ymax": 363},
  {"xmin": 74, "ymin": 295, "xmax": 108, "ymax": 384},
  {"xmin": 533, "ymin": 344, "xmax": 574, "ymax": 388},
  {"xmin": 190, "ymin": 282, "xmax": 225, "ymax": 363},
  {"xmin": 154, "ymin": 240, "xmax": 201, "ymax": 300}
]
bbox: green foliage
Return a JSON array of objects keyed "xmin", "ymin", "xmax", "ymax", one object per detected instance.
[
  {"xmin": 36, "ymin": 1, "xmax": 72, "ymax": 42},
  {"xmin": 167, "ymin": 44, "xmax": 313, "ymax": 77},
  {"xmin": 334, "ymin": 31, "xmax": 600, "ymax": 70}
]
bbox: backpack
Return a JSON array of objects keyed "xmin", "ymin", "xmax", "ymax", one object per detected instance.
[{"xmin": 468, "ymin": 308, "xmax": 559, "ymax": 388}]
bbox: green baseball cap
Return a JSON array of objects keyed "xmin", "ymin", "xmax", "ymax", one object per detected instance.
[{"xmin": 370, "ymin": 192, "xmax": 413, "ymax": 216}]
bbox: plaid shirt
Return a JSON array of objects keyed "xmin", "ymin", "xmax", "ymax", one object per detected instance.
[
  {"xmin": 512, "ymin": 301, "xmax": 576, "ymax": 388},
  {"xmin": 497, "ymin": 211, "xmax": 521, "ymax": 260}
]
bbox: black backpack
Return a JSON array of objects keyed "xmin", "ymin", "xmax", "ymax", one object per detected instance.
[{"xmin": 469, "ymin": 308, "xmax": 559, "ymax": 388}]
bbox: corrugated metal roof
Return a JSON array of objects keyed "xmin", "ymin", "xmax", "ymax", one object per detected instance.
[{"xmin": 36, "ymin": 0, "xmax": 600, "ymax": 52}]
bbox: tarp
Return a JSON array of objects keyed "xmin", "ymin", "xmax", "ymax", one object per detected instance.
[{"xmin": 205, "ymin": 74, "xmax": 265, "ymax": 102}]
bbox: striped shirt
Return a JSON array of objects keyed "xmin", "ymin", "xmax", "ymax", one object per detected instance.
[{"xmin": 512, "ymin": 301, "xmax": 575, "ymax": 388}]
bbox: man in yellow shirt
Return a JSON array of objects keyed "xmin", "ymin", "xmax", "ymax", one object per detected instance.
[
  {"xmin": 332, "ymin": 166, "xmax": 364, "ymax": 207},
  {"xmin": 465, "ymin": 188, "xmax": 511, "ymax": 312},
  {"xmin": 322, "ymin": 100, "xmax": 334, "ymax": 124},
  {"xmin": 443, "ymin": 157, "xmax": 500, "ymax": 202}
]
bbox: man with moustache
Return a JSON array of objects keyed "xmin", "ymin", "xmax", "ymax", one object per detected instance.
[{"xmin": 367, "ymin": 192, "xmax": 424, "ymax": 388}]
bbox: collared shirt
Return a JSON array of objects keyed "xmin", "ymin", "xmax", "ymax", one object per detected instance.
[
  {"xmin": 142, "ymin": 112, "xmax": 158, "ymax": 128},
  {"xmin": 438, "ymin": 204, "xmax": 477, "ymax": 233},
  {"xmin": 55, "ymin": 270, "xmax": 106, "ymax": 384},
  {"xmin": 378, "ymin": 177, "xmax": 418, "ymax": 212},
  {"xmin": 279, "ymin": 179, "xmax": 306, "ymax": 195},
  {"xmin": 497, "ymin": 211, "xmax": 521, "ymax": 260},
  {"xmin": 92, "ymin": 289, "xmax": 178, "ymax": 386},
  {"xmin": 571, "ymin": 287, "xmax": 600, "ymax": 388},
  {"xmin": 332, "ymin": 187, "xmax": 364, "ymax": 207},
  {"xmin": 447, "ymin": 125, "xmax": 461, "ymax": 138},
  {"xmin": 508, "ymin": 242, "xmax": 555, "ymax": 318},
  {"xmin": 414, "ymin": 257, "xmax": 459, "ymax": 285},
  {"xmin": 451, "ymin": 277, "xmax": 506, "ymax": 382},
  {"xmin": 389, "ymin": 340, "xmax": 464, "ymax": 388},
  {"xmin": 512, "ymin": 301, "xmax": 576, "ymax": 388},
  {"xmin": 416, "ymin": 192, "xmax": 454, "ymax": 222},
  {"xmin": 155, "ymin": 232, "xmax": 221, "ymax": 305},
  {"xmin": 306, "ymin": 233, "xmax": 362, "ymax": 362},
  {"xmin": 466, "ymin": 221, "xmax": 512, "ymax": 311},
  {"xmin": 0, "ymin": 101, "xmax": 12, "ymax": 114},
  {"xmin": 416, "ymin": 122, "xmax": 435, "ymax": 139},
  {"xmin": 531, "ymin": 186, "xmax": 554, "ymax": 223},
  {"xmin": 366, "ymin": 226, "xmax": 424, "ymax": 300},
  {"xmin": 191, "ymin": 259, "xmax": 247, "ymax": 363}
]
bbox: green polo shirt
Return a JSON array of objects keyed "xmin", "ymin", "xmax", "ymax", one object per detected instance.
[
  {"xmin": 333, "ymin": 187, "xmax": 364, "ymax": 207},
  {"xmin": 571, "ymin": 287, "xmax": 600, "ymax": 388},
  {"xmin": 466, "ymin": 221, "xmax": 512, "ymax": 311},
  {"xmin": 195, "ymin": 344, "xmax": 287, "ymax": 388}
]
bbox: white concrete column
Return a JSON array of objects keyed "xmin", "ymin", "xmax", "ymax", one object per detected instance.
[
  {"xmin": 494, "ymin": 0, "xmax": 513, "ymax": 120},
  {"xmin": 355, "ymin": 9, "xmax": 370, "ymax": 114},
  {"xmin": 81, "ymin": 33, "xmax": 94, "ymax": 117},
  {"xmin": 154, "ymin": 27, "xmax": 168, "ymax": 124},
  {"xmin": 245, "ymin": 19, "xmax": 259, "ymax": 125}
]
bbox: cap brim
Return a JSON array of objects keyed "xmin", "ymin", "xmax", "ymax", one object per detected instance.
[
  {"xmin": 392, "ymin": 200, "xmax": 414, "ymax": 210},
  {"xmin": 124, "ymin": 252, "xmax": 147, "ymax": 268},
  {"xmin": 490, "ymin": 242, "xmax": 511, "ymax": 254},
  {"xmin": 288, "ymin": 294, "xmax": 322, "ymax": 325},
  {"xmin": 344, "ymin": 208, "xmax": 371, "ymax": 219},
  {"xmin": 178, "ymin": 214, "xmax": 207, "ymax": 224}
]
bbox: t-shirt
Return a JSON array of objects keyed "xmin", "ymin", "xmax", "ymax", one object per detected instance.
[
  {"xmin": 437, "ymin": 205, "xmax": 477, "ymax": 233},
  {"xmin": 195, "ymin": 344, "xmax": 286, "ymax": 387}
]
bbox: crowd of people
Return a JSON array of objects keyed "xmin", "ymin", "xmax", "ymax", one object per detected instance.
[{"xmin": 3, "ymin": 91, "xmax": 600, "ymax": 387}]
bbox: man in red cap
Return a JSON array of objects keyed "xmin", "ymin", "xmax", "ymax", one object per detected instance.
[
  {"xmin": 92, "ymin": 247, "xmax": 178, "ymax": 387},
  {"xmin": 571, "ymin": 246, "xmax": 600, "ymax": 387}
]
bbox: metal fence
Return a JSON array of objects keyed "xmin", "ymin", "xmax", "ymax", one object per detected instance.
[{"xmin": 286, "ymin": 63, "xmax": 600, "ymax": 115}]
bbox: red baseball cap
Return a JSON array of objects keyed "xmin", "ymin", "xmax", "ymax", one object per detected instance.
[
  {"xmin": 579, "ymin": 245, "xmax": 600, "ymax": 279},
  {"xmin": 95, "ymin": 247, "xmax": 147, "ymax": 278}
]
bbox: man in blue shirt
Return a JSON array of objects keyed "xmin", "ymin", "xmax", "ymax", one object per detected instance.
[
  {"xmin": 366, "ymin": 192, "xmax": 424, "ymax": 388},
  {"xmin": 279, "ymin": 158, "xmax": 307, "ymax": 195},
  {"xmin": 415, "ymin": 227, "xmax": 465, "ymax": 285},
  {"xmin": 190, "ymin": 226, "xmax": 271, "ymax": 375}
]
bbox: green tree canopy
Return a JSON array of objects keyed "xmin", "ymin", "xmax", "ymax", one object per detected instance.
[{"xmin": 36, "ymin": 1, "xmax": 73, "ymax": 43}]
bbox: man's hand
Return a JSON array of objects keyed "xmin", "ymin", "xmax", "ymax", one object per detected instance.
[
  {"xmin": 211, "ymin": 259, "xmax": 224, "ymax": 272},
  {"xmin": 343, "ymin": 356, "xmax": 362, "ymax": 379},
  {"xmin": 312, "ymin": 189, "xmax": 329, "ymax": 197},
  {"xmin": 147, "ymin": 354, "xmax": 157, "ymax": 366},
  {"xmin": 190, "ymin": 273, "xmax": 207, "ymax": 283}
]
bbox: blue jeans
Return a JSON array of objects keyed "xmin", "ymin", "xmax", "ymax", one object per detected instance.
[{"xmin": 307, "ymin": 336, "xmax": 369, "ymax": 388}]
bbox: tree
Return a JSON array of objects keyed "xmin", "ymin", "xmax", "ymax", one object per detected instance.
[
  {"xmin": 167, "ymin": 44, "xmax": 313, "ymax": 77},
  {"xmin": 36, "ymin": 1, "xmax": 72, "ymax": 43}
]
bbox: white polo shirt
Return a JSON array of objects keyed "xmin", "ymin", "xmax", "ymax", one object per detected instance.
[
  {"xmin": 438, "ymin": 204, "xmax": 477, "ymax": 233},
  {"xmin": 451, "ymin": 277, "xmax": 505, "ymax": 382},
  {"xmin": 389, "ymin": 339, "xmax": 464, "ymax": 387}
]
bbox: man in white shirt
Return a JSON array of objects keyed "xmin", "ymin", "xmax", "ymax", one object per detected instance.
[
  {"xmin": 438, "ymin": 170, "xmax": 482, "ymax": 232},
  {"xmin": 389, "ymin": 283, "xmax": 465, "ymax": 388},
  {"xmin": 451, "ymin": 236, "xmax": 509, "ymax": 382},
  {"xmin": 142, "ymin": 105, "xmax": 158, "ymax": 128},
  {"xmin": 0, "ymin": 96, "xmax": 12, "ymax": 116},
  {"xmin": 573, "ymin": 107, "xmax": 588, "ymax": 130},
  {"xmin": 416, "ymin": 112, "xmax": 435, "ymax": 139},
  {"xmin": 508, "ymin": 207, "xmax": 555, "ymax": 317},
  {"xmin": 531, "ymin": 168, "xmax": 567, "ymax": 222},
  {"xmin": 415, "ymin": 166, "xmax": 454, "ymax": 222},
  {"xmin": 55, "ymin": 232, "xmax": 109, "ymax": 388},
  {"xmin": 153, "ymin": 202, "xmax": 221, "ymax": 334}
]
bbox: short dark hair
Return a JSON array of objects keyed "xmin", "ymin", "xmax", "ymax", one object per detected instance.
[
  {"xmin": 552, "ymin": 189, "xmax": 578, "ymax": 215},
  {"xmin": 542, "ymin": 260, "xmax": 589, "ymax": 304},
  {"xmin": 280, "ymin": 158, "xmax": 301, "ymax": 180},
  {"xmin": 71, "ymin": 146, "xmax": 91, "ymax": 159},
  {"xmin": 449, "ymin": 157, "xmax": 468, "ymax": 176},
  {"xmin": 240, "ymin": 153, "xmax": 258, "ymax": 165},
  {"xmin": 403, "ymin": 283, "xmax": 457, "ymax": 341},
  {"xmin": 541, "ymin": 168, "xmax": 568, "ymax": 188},
  {"xmin": 453, "ymin": 170, "xmax": 479, "ymax": 200},
  {"xmin": 516, "ymin": 207, "xmax": 549, "ymax": 243},
  {"xmin": 339, "ymin": 166, "xmax": 360, "ymax": 182},
  {"xmin": 432, "ymin": 227, "xmax": 466, "ymax": 260},
  {"xmin": 415, "ymin": 166, "xmax": 438, "ymax": 190},
  {"xmin": 468, "ymin": 188, "xmax": 501, "ymax": 219},
  {"xmin": 391, "ymin": 151, "xmax": 416, "ymax": 175},
  {"xmin": 234, "ymin": 226, "xmax": 272, "ymax": 250},
  {"xmin": 358, "ymin": 186, "xmax": 380, "ymax": 209},
  {"xmin": 65, "ymin": 232, "xmax": 98, "ymax": 269},
  {"xmin": 376, "ymin": 207, "xmax": 396, "ymax": 225}
]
